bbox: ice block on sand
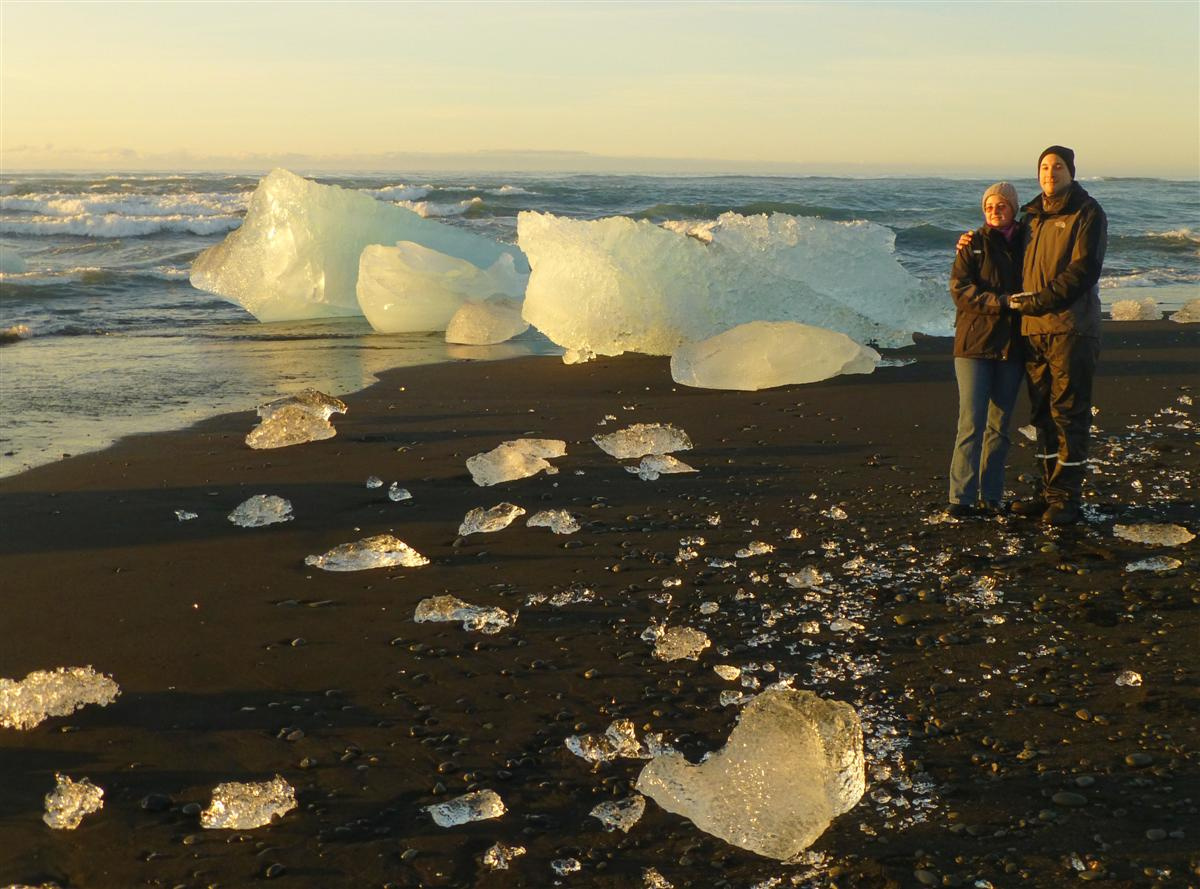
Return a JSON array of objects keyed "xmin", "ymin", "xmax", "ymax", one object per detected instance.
[
  {"xmin": 445, "ymin": 296, "xmax": 530, "ymax": 345},
  {"xmin": 200, "ymin": 776, "xmax": 297, "ymax": 829},
  {"xmin": 593, "ymin": 423, "xmax": 692, "ymax": 460},
  {"xmin": 467, "ymin": 439, "xmax": 565, "ymax": 486},
  {"xmin": 425, "ymin": 790, "xmax": 505, "ymax": 827},
  {"xmin": 304, "ymin": 535, "xmax": 429, "ymax": 571},
  {"xmin": 636, "ymin": 686, "xmax": 865, "ymax": 859},
  {"xmin": 1, "ymin": 666, "xmax": 120, "ymax": 730},
  {"xmin": 43, "ymin": 774, "xmax": 104, "ymax": 829}
]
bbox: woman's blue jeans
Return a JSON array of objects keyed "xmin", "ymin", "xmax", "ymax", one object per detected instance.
[{"xmin": 948, "ymin": 356, "xmax": 1024, "ymax": 504}]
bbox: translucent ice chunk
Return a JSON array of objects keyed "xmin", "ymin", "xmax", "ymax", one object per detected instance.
[
  {"xmin": 563, "ymin": 347, "xmax": 596, "ymax": 365},
  {"xmin": 1169, "ymin": 297, "xmax": 1200, "ymax": 323},
  {"xmin": 358, "ymin": 241, "xmax": 527, "ymax": 333},
  {"xmin": 565, "ymin": 718, "xmax": 649, "ymax": 763},
  {"xmin": 1113, "ymin": 523, "xmax": 1194, "ymax": 546},
  {"xmin": 1, "ymin": 666, "xmax": 120, "ymax": 730},
  {"xmin": 467, "ymin": 439, "xmax": 566, "ymax": 486},
  {"xmin": 526, "ymin": 584, "xmax": 595, "ymax": 606},
  {"xmin": 526, "ymin": 509, "xmax": 580, "ymax": 534},
  {"xmin": 425, "ymin": 789, "xmax": 505, "ymax": 827},
  {"xmin": 517, "ymin": 210, "xmax": 949, "ymax": 357},
  {"xmin": 652, "ymin": 626, "xmax": 711, "ymax": 661},
  {"xmin": 43, "ymin": 773, "xmax": 104, "ymax": 829},
  {"xmin": 246, "ymin": 389, "xmax": 347, "ymax": 450},
  {"xmin": 366, "ymin": 476, "xmax": 384, "ymax": 489},
  {"xmin": 627, "ymin": 454, "xmax": 697, "ymax": 481},
  {"xmin": 446, "ymin": 296, "xmax": 530, "ymax": 345},
  {"xmin": 1115, "ymin": 670, "xmax": 1143, "ymax": 687},
  {"xmin": 552, "ymin": 859, "xmax": 582, "ymax": 875},
  {"xmin": 190, "ymin": 169, "xmax": 523, "ymax": 321},
  {"xmin": 227, "ymin": 494, "xmax": 293, "ymax": 528},
  {"xmin": 481, "ymin": 841, "xmax": 527, "ymax": 870},
  {"xmin": 671, "ymin": 321, "xmax": 879, "ymax": 391},
  {"xmin": 590, "ymin": 795, "xmax": 646, "ymax": 832},
  {"xmin": 388, "ymin": 483, "xmax": 412, "ymax": 502},
  {"xmin": 784, "ymin": 566, "xmax": 826, "ymax": 589},
  {"xmin": 200, "ymin": 775, "xmax": 297, "ymax": 829},
  {"xmin": 636, "ymin": 686, "xmax": 865, "ymax": 859},
  {"xmin": 413, "ymin": 595, "xmax": 515, "ymax": 634},
  {"xmin": 458, "ymin": 502, "xmax": 526, "ymax": 535},
  {"xmin": 1125, "ymin": 556, "xmax": 1182, "ymax": 572},
  {"xmin": 304, "ymin": 535, "xmax": 429, "ymax": 571},
  {"xmin": 643, "ymin": 867, "xmax": 675, "ymax": 889},
  {"xmin": 175, "ymin": 509, "xmax": 198, "ymax": 522},
  {"xmin": 1110, "ymin": 297, "xmax": 1162, "ymax": 321},
  {"xmin": 714, "ymin": 665, "xmax": 742, "ymax": 681},
  {"xmin": 735, "ymin": 541, "xmax": 774, "ymax": 558},
  {"xmin": 593, "ymin": 423, "xmax": 692, "ymax": 459}
]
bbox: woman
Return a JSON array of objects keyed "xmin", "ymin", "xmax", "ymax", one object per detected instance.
[{"xmin": 946, "ymin": 182, "xmax": 1025, "ymax": 517}]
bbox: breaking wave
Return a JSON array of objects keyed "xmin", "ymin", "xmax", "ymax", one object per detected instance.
[
  {"xmin": 0, "ymin": 214, "xmax": 242, "ymax": 237},
  {"xmin": 1, "ymin": 191, "xmax": 248, "ymax": 218},
  {"xmin": 360, "ymin": 184, "xmax": 431, "ymax": 202},
  {"xmin": 396, "ymin": 196, "xmax": 484, "ymax": 218}
]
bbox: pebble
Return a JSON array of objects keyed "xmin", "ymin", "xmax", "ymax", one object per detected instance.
[
  {"xmin": 914, "ymin": 869, "xmax": 939, "ymax": 886},
  {"xmin": 1145, "ymin": 828, "xmax": 1167, "ymax": 841},
  {"xmin": 1125, "ymin": 752, "xmax": 1154, "ymax": 767},
  {"xmin": 1052, "ymin": 791, "xmax": 1087, "ymax": 808}
]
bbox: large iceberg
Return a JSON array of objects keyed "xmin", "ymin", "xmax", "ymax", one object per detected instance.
[
  {"xmin": 357, "ymin": 242, "xmax": 527, "ymax": 333},
  {"xmin": 190, "ymin": 169, "xmax": 524, "ymax": 321},
  {"xmin": 517, "ymin": 210, "xmax": 950, "ymax": 354},
  {"xmin": 635, "ymin": 686, "xmax": 864, "ymax": 860},
  {"xmin": 671, "ymin": 321, "xmax": 879, "ymax": 390}
]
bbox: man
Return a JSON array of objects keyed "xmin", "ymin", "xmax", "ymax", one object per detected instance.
[{"xmin": 1006, "ymin": 146, "xmax": 1108, "ymax": 525}]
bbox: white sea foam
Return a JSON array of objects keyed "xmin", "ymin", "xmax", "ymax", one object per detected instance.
[
  {"xmin": 491, "ymin": 185, "xmax": 533, "ymax": 195},
  {"xmin": 0, "ymin": 214, "xmax": 242, "ymax": 237},
  {"xmin": 397, "ymin": 197, "xmax": 482, "ymax": 218},
  {"xmin": 1, "ymin": 191, "xmax": 248, "ymax": 218},
  {"xmin": 361, "ymin": 184, "xmax": 432, "ymax": 202},
  {"xmin": 1147, "ymin": 227, "xmax": 1198, "ymax": 244}
]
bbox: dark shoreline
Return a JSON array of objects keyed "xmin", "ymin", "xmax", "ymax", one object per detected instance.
[{"xmin": 2, "ymin": 321, "xmax": 1197, "ymax": 889}]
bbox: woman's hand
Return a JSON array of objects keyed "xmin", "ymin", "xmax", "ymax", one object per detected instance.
[{"xmin": 956, "ymin": 231, "xmax": 972, "ymax": 252}]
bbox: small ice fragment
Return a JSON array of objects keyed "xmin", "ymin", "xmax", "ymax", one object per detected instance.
[
  {"xmin": 627, "ymin": 453, "xmax": 697, "ymax": 481},
  {"xmin": 467, "ymin": 439, "xmax": 566, "ymax": 486},
  {"xmin": 1125, "ymin": 556, "xmax": 1183, "ymax": 573},
  {"xmin": 636, "ymin": 686, "xmax": 865, "ymax": 859},
  {"xmin": 175, "ymin": 509, "xmax": 198, "ymax": 522},
  {"xmin": 564, "ymin": 347, "xmax": 596, "ymax": 365},
  {"xmin": 388, "ymin": 483, "xmax": 412, "ymax": 502},
  {"xmin": 735, "ymin": 541, "xmax": 774, "ymax": 558},
  {"xmin": 551, "ymin": 858, "xmax": 582, "ymax": 875},
  {"xmin": 526, "ymin": 585, "xmax": 595, "ymax": 607},
  {"xmin": 445, "ymin": 296, "xmax": 529, "ymax": 345},
  {"xmin": 565, "ymin": 719, "xmax": 648, "ymax": 763},
  {"xmin": 643, "ymin": 867, "xmax": 675, "ymax": 889},
  {"xmin": 784, "ymin": 566, "xmax": 825, "ymax": 588},
  {"xmin": 786, "ymin": 527, "xmax": 803, "ymax": 539},
  {"xmin": 526, "ymin": 509, "xmax": 580, "ymax": 534},
  {"xmin": 304, "ymin": 535, "xmax": 429, "ymax": 571},
  {"xmin": 458, "ymin": 502, "xmax": 526, "ymax": 535},
  {"xmin": 653, "ymin": 626, "xmax": 710, "ymax": 661},
  {"xmin": 590, "ymin": 795, "xmax": 646, "ymax": 832},
  {"xmin": 246, "ymin": 389, "xmax": 347, "ymax": 449},
  {"xmin": 1018, "ymin": 424, "xmax": 1038, "ymax": 442},
  {"xmin": 661, "ymin": 577, "xmax": 683, "ymax": 588},
  {"xmin": 714, "ymin": 664, "xmax": 742, "ymax": 681},
  {"xmin": 699, "ymin": 601, "xmax": 719, "ymax": 614},
  {"xmin": 1170, "ymin": 297, "xmax": 1200, "ymax": 323},
  {"xmin": 199, "ymin": 775, "xmax": 296, "ymax": 829},
  {"xmin": 1116, "ymin": 670, "xmax": 1143, "ymax": 687},
  {"xmin": 227, "ymin": 494, "xmax": 293, "ymax": 528},
  {"xmin": 823, "ymin": 506, "xmax": 848, "ymax": 520},
  {"xmin": 720, "ymin": 690, "xmax": 753, "ymax": 707},
  {"xmin": 42, "ymin": 773, "xmax": 104, "ymax": 829},
  {"xmin": 1113, "ymin": 523, "xmax": 1194, "ymax": 546},
  {"xmin": 707, "ymin": 513, "xmax": 722, "ymax": 526},
  {"xmin": 829, "ymin": 618, "xmax": 864, "ymax": 633},
  {"xmin": 1110, "ymin": 296, "xmax": 1162, "ymax": 321},
  {"xmin": 414, "ymin": 595, "xmax": 515, "ymax": 634},
  {"xmin": 1, "ymin": 666, "xmax": 120, "ymax": 730},
  {"xmin": 481, "ymin": 841, "xmax": 527, "ymax": 870},
  {"xmin": 425, "ymin": 789, "xmax": 505, "ymax": 827},
  {"xmin": 365, "ymin": 476, "xmax": 384, "ymax": 489},
  {"xmin": 593, "ymin": 423, "xmax": 692, "ymax": 459}
]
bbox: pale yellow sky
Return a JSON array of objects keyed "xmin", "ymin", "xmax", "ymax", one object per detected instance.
[{"xmin": 3, "ymin": 1, "xmax": 1198, "ymax": 176}]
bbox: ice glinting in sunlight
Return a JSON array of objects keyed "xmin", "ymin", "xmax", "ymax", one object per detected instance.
[
  {"xmin": 671, "ymin": 321, "xmax": 879, "ymax": 391},
  {"xmin": 1, "ymin": 666, "xmax": 120, "ymax": 730},
  {"xmin": 189, "ymin": 169, "xmax": 524, "ymax": 322},
  {"xmin": 590, "ymin": 795, "xmax": 647, "ymax": 832},
  {"xmin": 246, "ymin": 388, "xmax": 348, "ymax": 450},
  {"xmin": 627, "ymin": 453, "xmax": 697, "ymax": 481},
  {"xmin": 466, "ymin": 439, "xmax": 566, "ymax": 486},
  {"xmin": 1170, "ymin": 297, "xmax": 1200, "ymax": 323},
  {"xmin": 303, "ymin": 535, "xmax": 430, "ymax": 571},
  {"xmin": 227, "ymin": 494, "xmax": 294, "ymax": 528},
  {"xmin": 357, "ymin": 242, "xmax": 527, "ymax": 334},
  {"xmin": 635, "ymin": 686, "xmax": 866, "ymax": 860},
  {"xmin": 1112, "ymin": 523, "xmax": 1195, "ymax": 546},
  {"xmin": 593, "ymin": 423, "xmax": 693, "ymax": 460},
  {"xmin": 43, "ymin": 773, "xmax": 104, "ymax": 830},
  {"xmin": 413, "ymin": 595, "xmax": 516, "ymax": 634},
  {"xmin": 445, "ymin": 296, "xmax": 530, "ymax": 345},
  {"xmin": 517, "ymin": 210, "xmax": 951, "ymax": 358},
  {"xmin": 1109, "ymin": 296, "xmax": 1162, "ymax": 321},
  {"xmin": 565, "ymin": 718, "xmax": 651, "ymax": 764},
  {"xmin": 1125, "ymin": 556, "xmax": 1183, "ymax": 573},
  {"xmin": 481, "ymin": 841, "xmax": 527, "ymax": 870},
  {"xmin": 425, "ymin": 789, "xmax": 506, "ymax": 827},
  {"xmin": 526, "ymin": 509, "xmax": 581, "ymax": 534},
  {"xmin": 199, "ymin": 776, "xmax": 297, "ymax": 829},
  {"xmin": 458, "ymin": 502, "xmax": 526, "ymax": 535},
  {"xmin": 646, "ymin": 624, "xmax": 711, "ymax": 661}
]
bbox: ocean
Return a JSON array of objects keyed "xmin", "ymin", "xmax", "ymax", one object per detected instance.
[{"xmin": 1, "ymin": 171, "xmax": 1197, "ymax": 478}]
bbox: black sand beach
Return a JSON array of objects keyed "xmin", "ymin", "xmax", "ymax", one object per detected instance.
[{"xmin": 1, "ymin": 321, "xmax": 1197, "ymax": 889}]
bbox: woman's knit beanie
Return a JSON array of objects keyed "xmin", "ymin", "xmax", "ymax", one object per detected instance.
[{"xmin": 982, "ymin": 181, "xmax": 1019, "ymax": 214}]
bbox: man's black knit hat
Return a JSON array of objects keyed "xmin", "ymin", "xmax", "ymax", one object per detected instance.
[{"xmin": 1038, "ymin": 145, "xmax": 1076, "ymax": 179}]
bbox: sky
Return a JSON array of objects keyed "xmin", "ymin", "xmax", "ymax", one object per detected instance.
[{"xmin": 2, "ymin": 1, "xmax": 1198, "ymax": 177}]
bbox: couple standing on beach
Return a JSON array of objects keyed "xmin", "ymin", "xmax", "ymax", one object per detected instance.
[{"xmin": 947, "ymin": 145, "xmax": 1108, "ymax": 526}]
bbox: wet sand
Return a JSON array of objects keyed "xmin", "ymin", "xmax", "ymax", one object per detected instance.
[{"xmin": 1, "ymin": 321, "xmax": 1197, "ymax": 889}]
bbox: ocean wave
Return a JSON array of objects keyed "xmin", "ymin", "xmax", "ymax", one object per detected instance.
[
  {"xmin": 361, "ymin": 184, "xmax": 432, "ymax": 202},
  {"xmin": 490, "ymin": 185, "xmax": 534, "ymax": 196},
  {"xmin": 1, "ymin": 191, "xmax": 248, "ymax": 218},
  {"xmin": 1145, "ymin": 228, "xmax": 1198, "ymax": 244},
  {"xmin": 633, "ymin": 201, "xmax": 859, "ymax": 222},
  {"xmin": 396, "ymin": 196, "xmax": 484, "ymax": 218},
  {"xmin": 0, "ymin": 214, "xmax": 242, "ymax": 237},
  {"xmin": 0, "ymin": 264, "xmax": 193, "ymax": 290}
]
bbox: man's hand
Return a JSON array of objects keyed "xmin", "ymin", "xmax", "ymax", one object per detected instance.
[{"xmin": 1007, "ymin": 292, "xmax": 1033, "ymax": 311}]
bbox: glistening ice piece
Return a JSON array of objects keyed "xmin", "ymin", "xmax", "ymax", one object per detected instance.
[
  {"xmin": 635, "ymin": 686, "xmax": 865, "ymax": 860},
  {"xmin": 466, "ymin": 439, "xmax": 566, "ymax": 486},
  {"xmin": 445, "ymin": 296, "xmax": 530, "ymax": 345},
  {"xmin": 413, "ymin": 596, "xmax": 516, "ymax": 634},
  {"xmin": 227, "ymin": 495, "xmax": 293, "ymax": 528},
  {"xmin": 671, "ymin": 321, "xmax": 879, "ymax": 391},
  {"xmin": 1, "ymin": 666, "xmax": 120, "ymax": 730},
  {"xmin": 190, "ymin": 169, "xmax": 524, "ymax": 321},
  {"xmin": 458, "ymin": 502, "xmax": 526, "ymax": 535},
  {"xmin": 425, "ymin": 790, "xmax": 506, "ymax": 827},
  {"xmin": 593, "ymin": 423, "xmax": 692, "ymax": 460},
  {"xmin": 245, "ymin": 389, "xmax": 347, "ymax": 450},
  {"xmin": 304, "ymin": 535, "xmax": 430, "ymax": 571},
  {"xmin": 43, "ymin": 774, "xmax": 104, "ymax": 829},
  {"xmin": 200, "ymin": 776, "xmax": 297, "ymax": 829}
]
